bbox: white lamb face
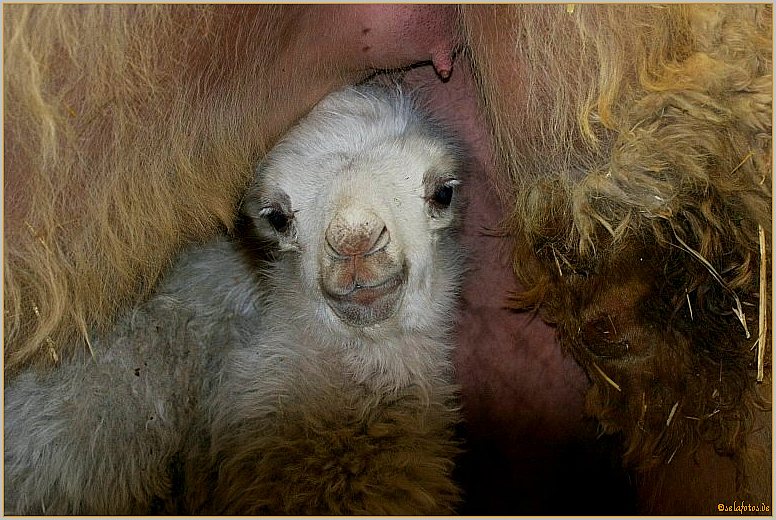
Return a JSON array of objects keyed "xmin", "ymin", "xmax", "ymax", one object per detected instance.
[{"xmin": 243, "ymin": 87, "xmax": 463, "ymax": 332}]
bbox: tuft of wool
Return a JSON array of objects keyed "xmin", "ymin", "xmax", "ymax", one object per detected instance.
[{"xmin": 463, "ymin": 3, "xmax": 772, "ymax": 503}]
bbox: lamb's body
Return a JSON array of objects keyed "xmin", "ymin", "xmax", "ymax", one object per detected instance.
[{"xmin": 4, "ymin": 85, "xmax": 464, "ymax": 515}]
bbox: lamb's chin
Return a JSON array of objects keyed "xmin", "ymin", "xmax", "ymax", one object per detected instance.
[{"xmin": 324, "ymin": 279, "xmax": 405, "ymax": 328}]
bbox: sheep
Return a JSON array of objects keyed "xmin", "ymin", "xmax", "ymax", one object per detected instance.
[{"xmin": 4, "ymin": 84, "xmax": 465, "ymax": 515}]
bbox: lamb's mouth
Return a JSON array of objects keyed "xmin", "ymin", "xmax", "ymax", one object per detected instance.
[{"xmin": 323, "ymin": 271, "xmax": 406, "ymax": 327}]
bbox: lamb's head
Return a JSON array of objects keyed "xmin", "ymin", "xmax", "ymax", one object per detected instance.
[{"xmin": 243, "ymin": 86, "xmax": 464, "ymax": 335}]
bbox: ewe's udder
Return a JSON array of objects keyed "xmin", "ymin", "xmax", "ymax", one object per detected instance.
[{"xmin": 337, "ymin": 5, "xmax": 459, "ymax": 78}]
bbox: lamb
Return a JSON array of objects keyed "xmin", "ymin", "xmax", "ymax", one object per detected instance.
[{"xmin": 4, "ymin": 84, "xmax": 465, "ymax": 515}]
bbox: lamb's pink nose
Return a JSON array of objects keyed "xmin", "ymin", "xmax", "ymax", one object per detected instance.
[{"xmin": 326, "ymin": 206, "xmax": 389, "ymax": 257}]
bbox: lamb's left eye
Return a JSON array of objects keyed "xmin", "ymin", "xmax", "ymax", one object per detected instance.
[
  {"xmin": 259, "ymin": 207, "xmax": 291, "ymax": 233},
  {"xmin": 267, "ymin": 211, "xmax": 289, "ymax": 232},
  {"xmin": 430, "ymin": 180, "xmax": 460, "ymax": 208}
]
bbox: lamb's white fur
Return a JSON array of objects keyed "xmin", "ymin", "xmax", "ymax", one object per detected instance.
[{"xmin": 4, "ymin": 85, "xmax": 465, "ymax": 515}]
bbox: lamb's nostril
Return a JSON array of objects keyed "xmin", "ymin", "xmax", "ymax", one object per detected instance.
[
  {"xmin": 366, "ymin": 226, "xmax": 390, "ymax": 255},
  {"xmin": 326, "ymin": 208, "xmax": 388, "ymax": 257}
]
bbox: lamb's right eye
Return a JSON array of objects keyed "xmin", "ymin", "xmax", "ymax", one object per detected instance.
[
  {"xmin": 432, "ymin": 185, "xmax": 454, "ymax": 207},
  {"xmin": 428, "ymin": 179, "xmax": 461, "ymax": 209},
  {"xmin": 259, "ymin": 208, "xmax": 291, "ymax": 233}
]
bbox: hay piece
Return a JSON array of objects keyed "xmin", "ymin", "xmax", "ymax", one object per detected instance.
[
  {"xmin": 671, "ymin": 230, "xmax": 750, "ymax": 338},
  {"xmin": 757, "ymin": 224, "xmax": 767, "ymax": 382},
  {"xmin": 666, "ymin": 401, "xmax": 679, "ymax": 426},
  {"xmin": 592, "ymin": 361, "xmax": 621, "ymax": 392}
]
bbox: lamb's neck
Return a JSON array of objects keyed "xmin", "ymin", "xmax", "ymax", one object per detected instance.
[
  {"xmin": 336, "ymin": 332, "xmax": 455, "ymax": 395},
  {"xmin": 266, "ymin": 303, "xmax": 454, "ymax": 393}
]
